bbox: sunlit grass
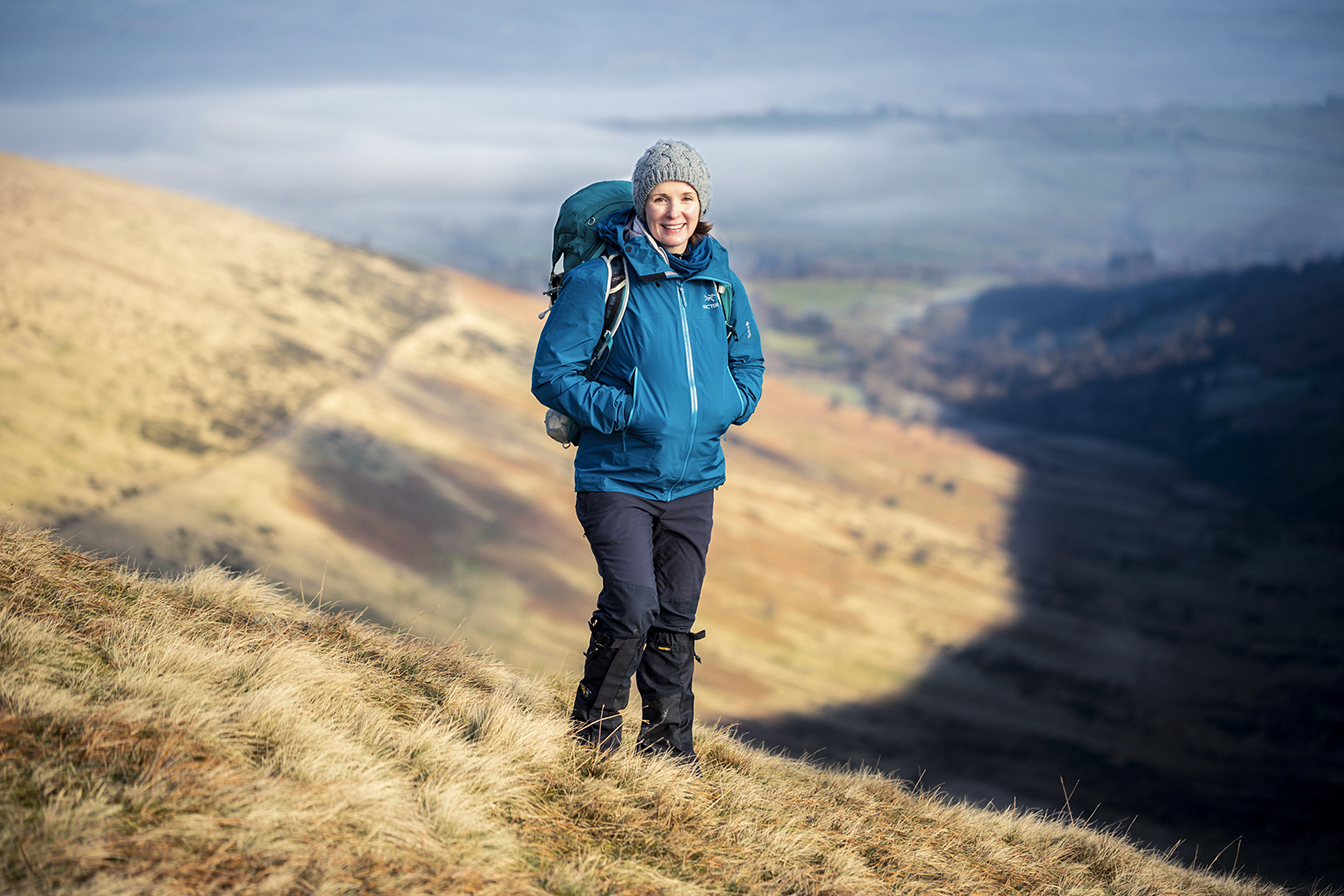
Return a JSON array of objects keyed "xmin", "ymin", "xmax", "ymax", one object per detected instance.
[{"xmin": 1, "ymin": 524, "xmax": 1303, "ymax": 895}]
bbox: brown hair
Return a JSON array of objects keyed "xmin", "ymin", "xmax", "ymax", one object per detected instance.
[{"xmin": 689, "ymin": 219, "xmax": 714, "ymax": 246}]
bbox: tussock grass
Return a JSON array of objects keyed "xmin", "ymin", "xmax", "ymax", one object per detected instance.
[{"xmin": 1, "ymin": 525, "xmax": 1299, "ymax": 895}]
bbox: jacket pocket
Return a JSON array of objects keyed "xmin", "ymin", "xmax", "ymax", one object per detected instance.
[
  {"xmin": 623, "ymin": 368, "xmax": 640, "ymax": 427},
  {"xmin": 695, "ymin": 369, "xmax": 737, "ymax": 439},
  {"xmin": 623, "ymin": 367, "xmax": 656, "ymax": 439}
]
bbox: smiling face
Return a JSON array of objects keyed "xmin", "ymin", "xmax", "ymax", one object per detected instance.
[{"xmin": 642, "ymin": 180, "xmax": 701, "ymax": 255}]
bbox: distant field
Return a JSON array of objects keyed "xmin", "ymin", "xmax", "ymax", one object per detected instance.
[
  {"xmin": 748, "ymin": 272, "xmax": 1002, "ymax": 404},
  {"xmin": 755, "ymin": 273, "xmax": 1000, "ymax": 318}
]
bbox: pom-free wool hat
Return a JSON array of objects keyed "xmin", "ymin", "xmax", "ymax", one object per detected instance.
[{"xmin": 632, "ymin": 139, "xmax": 711, "ymax": 217}]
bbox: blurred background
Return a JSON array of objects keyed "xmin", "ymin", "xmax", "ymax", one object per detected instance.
[
  {"xmin": 3, "ymin": 0, "xmax": 1342, "ymax": 287},
  {"xmin": 3, "ymin": 1, "xmax": 1343, "ymax": 889}
]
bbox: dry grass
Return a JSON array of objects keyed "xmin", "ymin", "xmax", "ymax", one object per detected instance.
[
  {"xmin": 0, "ymin": 151, "xmax": 453, "ymax": 527},
  {"xmin": 1, "ymin": 525, "xmax": 1299, "ymax": 895},
  {"xmin": 1, "ymin": 149, "xmax": 1025, "ymax": 724}
]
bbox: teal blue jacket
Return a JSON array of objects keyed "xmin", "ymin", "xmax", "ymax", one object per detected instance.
[{"xmin": 532, "ymin": 209, "xmax": 765, "ymax": 501}]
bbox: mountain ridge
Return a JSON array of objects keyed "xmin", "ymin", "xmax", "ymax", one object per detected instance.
[{"xmin": 5, "ymin": 151, "xmax": 1340, "ymax": 889}]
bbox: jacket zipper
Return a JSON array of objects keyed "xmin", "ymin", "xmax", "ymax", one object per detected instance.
[
  {"xmin": 672, "ymin": 280, "xmax": 699, "ymax": 495},
  {"xmin": 678, "ymin": 281, "xmax": 698, "ymax": 416}
]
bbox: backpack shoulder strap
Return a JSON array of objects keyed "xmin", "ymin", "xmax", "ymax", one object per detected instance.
[
  {"xmin": 717, "ymin": 281, "xmax": 736, "ymax": 341},
  {"xmin": 586, "ymin": 254, "xmax": 630, "ymax": 377}
]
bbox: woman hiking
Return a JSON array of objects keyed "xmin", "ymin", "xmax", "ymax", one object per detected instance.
[{"xmin": 531, "ymin": 139, "xmax": 765, "ymax": 769}]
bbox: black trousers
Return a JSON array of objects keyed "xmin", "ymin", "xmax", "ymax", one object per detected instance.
[
  {"xmin": 571, "ymin": 489, "xmax": 714, "ymax": 760},
  {"xmin": 576, "ymin": 489, "xmax": 714, "ymax": 640}
]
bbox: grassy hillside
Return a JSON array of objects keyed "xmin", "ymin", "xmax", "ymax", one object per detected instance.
[
  {"xmin": 0, "ymin": 150, "xmax": 453, "ymax": 527},
  {"xmin": 742, "ymin": 265, "xmax": 1344, "ymax": 887},
  {"xmin": 0, "ymin": 524, "xmax": 1296, "ymax": 895},
  {"xmin": 5, "ymin": 151, "xmax": 1338, "ymax": 888},
  {"xmin": 845, "ymin": 259, "xmax": 1344, "ymax": 528},
  {"xmin": 0, "ymin": 151, "xmax": 1023, "ymax": 725}
]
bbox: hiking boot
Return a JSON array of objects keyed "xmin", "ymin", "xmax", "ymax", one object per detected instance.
[
  {"xmin": 571, "ymin": 618, "xmax": 645, "ymax": 753},
  {"xmin": 634, "ymin": 628, "xmax": 705, "ymax": 763}
]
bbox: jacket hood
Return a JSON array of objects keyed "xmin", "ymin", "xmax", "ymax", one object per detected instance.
[{"xmin": 596, "ymin": 209, "xmax": 733, "ymax": 286}]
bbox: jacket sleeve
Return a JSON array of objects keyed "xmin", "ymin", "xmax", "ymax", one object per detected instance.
[
  {"xmin": 727, "ymin": 271, "xmax": 765, "ymax": 425},
  {"xmin": 531, "ymin": 263, "xmax": 633, "ymax": 434}
]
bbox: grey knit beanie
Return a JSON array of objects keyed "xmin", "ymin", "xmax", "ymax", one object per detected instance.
[{"xmin": 632, "ymin": 139, "xmax": 711, "ymax": 217}]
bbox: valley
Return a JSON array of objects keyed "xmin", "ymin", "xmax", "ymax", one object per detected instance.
[
  {"xmin": 2, "ymin": 151, "xmax": 1341, "ymax": 890},
  {"xmin": 741, "ymin": 259, "xmax": 1344, "ymax": 888}
]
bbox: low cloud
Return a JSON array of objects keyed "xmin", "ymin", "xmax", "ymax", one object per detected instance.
[{"xmin": 3, "ymin": 0, "xmax": 1341, "ymax": 283}]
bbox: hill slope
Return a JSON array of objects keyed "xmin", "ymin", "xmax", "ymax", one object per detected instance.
[
  {"xmin": 5, "ymin": 152, "xmax": 1339, "ymax": 888},
  {"xmin": 856, "ymin": 259, "xmax": 1344, "ymax": 528},
  {"xmin": 0, "ymin": 524, "xmax": 1293, "ymax": 895},
  {"xmin": 0, "ymin": 150, "xmax": 453, "ymax": 526},
  {"xmin": 0, "ymin": 151, "xmax": 1022, "ymax": 724},
  {"xmin": 745, "ymin": 264, "xmax": 1344, "ymax": 887}
]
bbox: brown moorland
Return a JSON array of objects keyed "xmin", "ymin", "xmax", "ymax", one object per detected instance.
[
  {"xmin": 0, "ymin": 152, "xmax": 453, "ymax": 529},
  {"xmin": 0, "ymin": 523, "xmax": 1298, "ymax": 895},
  {"xmin": 1, "ymin": 152, "xmax": 1023, "ymax": 722},
  {"xmin": 3, "ymin": 152, "xmax": 1339, "ymax": 889}
]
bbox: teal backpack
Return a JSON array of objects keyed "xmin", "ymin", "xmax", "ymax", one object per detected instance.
[
  {"xmin": 546, "ymin": 179, "xmax": 634, "ymax": 300},
  {"xmin": 540, "ymin": 180, "xmax": 734, "ymax": 447}
]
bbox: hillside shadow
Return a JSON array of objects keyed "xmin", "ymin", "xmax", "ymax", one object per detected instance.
[{"xmin": 732, "ymin": 421, "xmax": 1344, "ymax": 891}]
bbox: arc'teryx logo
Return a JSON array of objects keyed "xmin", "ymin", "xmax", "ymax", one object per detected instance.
[{"xmin": 702, "ymin": 289, "xmax": 720, "ymax": 311}]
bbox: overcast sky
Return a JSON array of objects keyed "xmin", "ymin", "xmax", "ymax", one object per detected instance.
[
  {"xmin": 4, "ymin": 1, "xmax": 1340, "ymax": 109},
  {"xmin": 2, "ymin": 1, "xmax": 1341, "ymax": 282}
]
